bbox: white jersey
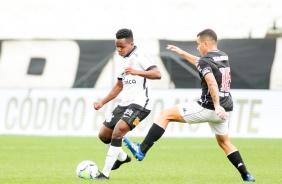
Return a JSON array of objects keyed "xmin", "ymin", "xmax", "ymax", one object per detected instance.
[{"xmin": 117, "ymin": 46, "xmax": 156, "ymax": 110}]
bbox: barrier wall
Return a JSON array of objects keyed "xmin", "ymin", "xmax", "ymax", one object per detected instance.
[
  {"xmin": 0, "ymin": 38, "xmax": 282, "ymax": 89},
  {"xmin": 0, "ymin": 89, "xmax": 281, "ymax": 138}
]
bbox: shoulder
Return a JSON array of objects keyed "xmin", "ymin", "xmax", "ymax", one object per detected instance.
[
  {"xmin": 134, "ymin": 46, "xmax": 151, "ymax": 57},
  {"xmin": 197, "ymin": 56, "xmax": 211, "ymax": 66},
  {"xmin": 199, "ymin": 50, "xmax": 229, "ymax": 64},
  {"xmin": 135, "ymin": 49, "xmax": 153, "ymax": 64}
]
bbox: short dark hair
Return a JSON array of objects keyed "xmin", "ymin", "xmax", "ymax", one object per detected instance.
[
  {"xmin": 197, "ymin": 29, "xmax": 217, "ymax": 42},
  {"xmin": 116, "ymin": 28, "xmax": 133, "ymax": 42}
]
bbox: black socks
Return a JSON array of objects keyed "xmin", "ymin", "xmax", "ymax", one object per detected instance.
[
  {"xmin": 111, "ymin": 138, "xmax": 122, "ymax": 147},
  {"xmin": 227, "ymin": 150, "xmax": 249, "ymax": 178},
  {"xmin": 140, "ymin": 123, "xmax": 165, "ymax": 154}
]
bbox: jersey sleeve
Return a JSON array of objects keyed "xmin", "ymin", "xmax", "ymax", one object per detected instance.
[
  {"xmin": 139, "ymin": 54, "xmax": 156, "ymax": 71},
  {"xmin": 117, "ymin": 61, "xmax": 124, "ymax": 80},
  {"xmin": 117, "ymin": 69, "xmax": 124, "ymax": 80},
  {"xmin": 196, "ymin": 58, "xmax": 213, "ymax": 77}
]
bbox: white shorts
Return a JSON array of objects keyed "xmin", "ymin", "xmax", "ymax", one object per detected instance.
[{"xmin": 177, "ymin": 102, "xmax": 230, "ymax": 135}]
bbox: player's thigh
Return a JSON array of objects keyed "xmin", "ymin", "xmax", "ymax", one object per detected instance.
[
  {"xmin": 178, "ymin": 102, "xmax": 211, "ymax": 124},
  {"xmin": 208, "ymin": 113, "xmax": 230, "ymax": 135},
  {"xmin": 157, "ymin": 105, "xmax": 185, "ymax": 123},
  {"xmin": 103, "ymin": 105, "xmax": 126, "ymax": 129},
  {"xmin": 112, "ymin": 119, "xmax": 132, "ymax": 138}
]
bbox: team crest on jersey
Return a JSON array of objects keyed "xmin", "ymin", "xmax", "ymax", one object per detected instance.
[
  {"xmin": 124, "ymin": 109, "xmax": 134, "ymax": 116},
  {"xmin": 105, "ymin": 113, "xmax": 114, "ymax": 122},
  {"xmin": 196, "ymin": 64, "xmax": 201, "ymax": 72},
  {"xmin": 132, "ymin": 117, "xmax": 140, "ymax": 126},
  {"xmin": 202, "ymin": 67, "xmax": 211, "ymax": 76}
]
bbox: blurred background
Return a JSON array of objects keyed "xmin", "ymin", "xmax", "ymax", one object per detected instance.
[
  {"xmin": 0, "ymin": 0, "xmax": 282, "ymax": 89},
  {"xmin": 0, "ymin": 0, "xmax": 281, "ymax": 137}
]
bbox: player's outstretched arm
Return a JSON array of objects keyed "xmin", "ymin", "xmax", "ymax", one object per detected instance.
[{"xmin": 166, "ymin": 45, "xmax": 199, "ymax": 66}]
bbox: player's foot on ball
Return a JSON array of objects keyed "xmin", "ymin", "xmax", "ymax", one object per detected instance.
[
  {"xmin": 93, "ymin": 172, "xmax": 109, "ymax": 180},
  {"xmin": 111, "ymin": 155, "xmax": 131, "ymax": 170},
  {"xmin": 123, "ymin": 136, "xmax": 145, "ymax": 161},
  {"xmin": 243, "ymin": 174, "xmax": 255, "ymax": 182}
]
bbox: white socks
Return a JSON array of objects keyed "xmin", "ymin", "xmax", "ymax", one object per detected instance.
[
  {"xmin": 102, "ymin": 141, "xmax": 128, "ymax": 177},
  {"xmin": 102, "ymin": 146, "xmax": 120, "ymax": 177},
  {"xmin": 105, "ymin": 143, "xmax": 127, "ymax": 161}
]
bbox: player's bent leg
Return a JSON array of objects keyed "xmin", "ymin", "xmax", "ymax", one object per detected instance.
[
  {"xmin": 155, "ymin": 106, "xmax": 186, "ymax": 129},
  {"xmin": 112, "ymin": 120, "xmax": 131, "ymax": 139},
  {"xmin": 215, "ymin": 134, "xmax": 237, "ymax": 154},
  {"xmin": 215, "ymin": 134, "xmax": 256, "ymax": 182},
  {"xmin": 109, "ymin": 120, "xmax": 133, "ymax": 168},
  {"xmin": 100, "ymin": 120, "xmax": 132, "ymax": 177},
  {"xmin": 124, "ymin": 106, "xmax": 185, "ymax": 161}
]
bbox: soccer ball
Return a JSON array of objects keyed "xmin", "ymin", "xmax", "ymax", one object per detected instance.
[{"xmin": 76, "ymin": 160, "xmax": 99, "ymax": 179}]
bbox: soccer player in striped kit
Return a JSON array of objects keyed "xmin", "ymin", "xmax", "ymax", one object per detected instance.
[{"xmin": 124, "ymin": 29, "xmax": 255, "ymax": 182}]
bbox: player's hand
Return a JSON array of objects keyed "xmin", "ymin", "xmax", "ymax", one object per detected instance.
[
  {"xmin": 215, "ymin": 105, "xmax": 228, "ymax": 120},
  {"xmin": 94, "ymin": 102, "xmax": 103, "ymax": 110},
  {"xmin": 166, "ymin": 45, "xmax": 184, "ymax": 55},
  {"xmin": 125, "ymin": 67, "xmax": 138, "ymax": 75}
]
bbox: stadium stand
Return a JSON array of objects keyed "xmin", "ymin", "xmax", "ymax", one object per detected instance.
[
  {"xmin": 0, "ymin": 0, "xmax": 282, "ymax": 89},
  {"xmin": 0, "ymin": 0, "xmax": 281, "ymax": 40}
]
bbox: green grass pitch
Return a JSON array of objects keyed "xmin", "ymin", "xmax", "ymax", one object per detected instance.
[{"xmin": 0, "ymin": 135, "xmax": 281, "ymax": 184}]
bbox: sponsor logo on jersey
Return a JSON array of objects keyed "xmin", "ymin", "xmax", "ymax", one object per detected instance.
[
  {"xmin": 124, "ymin": 79, "xmax": 137, "ymax": 85},
  {"xmin": 213, "ymin": 56, "xmax": 228, "ymax": 61},
  {"xmin": 132, "ymin": 117, "xmax": 140, "ymax": 126}
]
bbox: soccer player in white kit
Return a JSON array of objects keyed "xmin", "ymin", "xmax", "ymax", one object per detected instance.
[{"xmin": 93, "ymin": 28, "xmax": 161, "ymax": 180}]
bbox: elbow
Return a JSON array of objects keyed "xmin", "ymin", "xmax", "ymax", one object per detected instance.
[
  {"xmin": 149, "ymin": 69, "xmax": 162, "ymax": 79},
  {"xmin": 155, "ymin": 72, "xmax": 162, "ymax": 80},
  {"xmin": 150, "ymin": 67, "xmax": 162, "ymax": 79},
  {"xmin": 156, "ymin": 70, "xmax": 162, "ymax": 79}
]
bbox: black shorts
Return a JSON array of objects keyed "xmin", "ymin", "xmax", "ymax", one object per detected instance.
[{"xmin": 103, "ymin": 104, "xmax": 151, "ymax": 130}]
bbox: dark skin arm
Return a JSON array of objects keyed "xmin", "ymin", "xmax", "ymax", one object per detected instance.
[
  {"xmin": 93, "ymin": 80, "xmax": 123, "ymax": 110},
  {"xmin": 94, "ymin": 64, "xmax": 161, "ymax": 110},
  {"xmin": 124, "ymin": 66, "xmax": 161, "ymax": 79}
]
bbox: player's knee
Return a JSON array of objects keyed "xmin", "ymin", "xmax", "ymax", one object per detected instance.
[
  {"xmin": 112, "ymin": 126, "xmax": 130, "ymax": 139},
  {"xmin": 98, "ymin": 133, "xmax": 108, "ymax": 142},
  {"xmin": 159, "ymin": 109, "xmax": 169, "ymax": 119},
  {"xmin": 112, "ymin": 131, "xmax": 125, "ymax": 140},
  {"xmin": 98, "ymin": 130, "xmax": 112, "ymax": 142},
  {"xmin": 158, "ymin": 109, "xmax": 174, "ymax": 122}
]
